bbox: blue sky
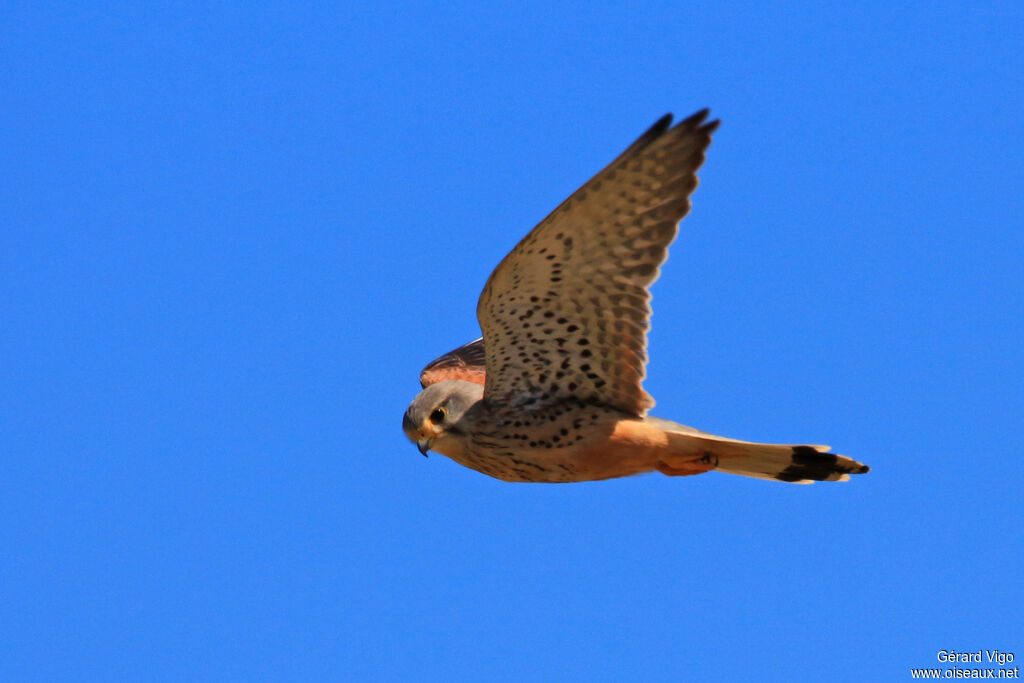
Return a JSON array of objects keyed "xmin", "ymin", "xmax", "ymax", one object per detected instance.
[{"xmin": 2, "ymin": 1, "xmax": 1022, "ymax": 680}]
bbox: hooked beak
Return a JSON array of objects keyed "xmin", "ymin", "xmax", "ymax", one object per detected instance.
[{"xmin": 416, "ymin": 438, "xmax": 431, "ymax": 457}]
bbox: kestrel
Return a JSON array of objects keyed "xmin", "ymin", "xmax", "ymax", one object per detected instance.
[{"xmin": 403, "ymin": 110, "xmax": 870, "ymax": 484}]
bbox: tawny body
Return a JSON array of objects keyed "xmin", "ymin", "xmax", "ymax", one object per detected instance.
[
  {"xmin": 429, "ymin": 400, "xmax": 713, "ymax": 483},
  {"xmin": 402, "ymin": 110, "xmax": 871, "ymax": 485}
]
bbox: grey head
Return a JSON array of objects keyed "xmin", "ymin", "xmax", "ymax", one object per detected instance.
[{"xmin": 402, "ymin": 379, "xmax": 485, "ymax": 455}]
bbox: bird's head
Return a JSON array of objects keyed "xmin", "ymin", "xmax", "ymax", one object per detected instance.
[{"xmin": 402, "ymin": 380, "xmax": 484, "ymax": 456}]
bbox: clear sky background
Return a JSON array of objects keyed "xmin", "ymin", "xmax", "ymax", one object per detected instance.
[{"xmin": 2, "ymin": 2, "xmax": 1022, "ymax": 681}]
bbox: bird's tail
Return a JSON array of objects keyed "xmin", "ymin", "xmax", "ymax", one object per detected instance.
[{"xmin": 647, "ymin": 417, "xmax": 870, "ymax": 484}]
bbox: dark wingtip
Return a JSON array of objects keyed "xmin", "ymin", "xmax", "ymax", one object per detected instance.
[
  {"xmin": 681, "ymin": 108, "xmax": 709, "ymax": 125},
  {"xmin": 624, "ymin": 109, "xmax": 717, "ymax": 160},
  {"xmin": 642, "ymin": 113, "xmax": 674, "ymax": 140},
  {"xmin": 675, "ymin": 108, "xmax": 720, "ymax": 138}
]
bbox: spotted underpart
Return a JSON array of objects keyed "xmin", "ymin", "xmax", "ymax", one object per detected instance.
[
  {"xmin": 477, "ymin": 110, "xmax": 718, "ymax": 418},
  {"xmin": 403, "ymin": 110, "xmax": 872, "ymax": 485},
  {"xmin": 453, "ymin": 398, "xmax": 616, "ymax": 482}
]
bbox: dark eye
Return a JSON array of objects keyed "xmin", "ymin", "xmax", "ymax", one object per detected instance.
[{"xmin": 429, "ymin": 408, "xmax": 446, "ymax": 424}]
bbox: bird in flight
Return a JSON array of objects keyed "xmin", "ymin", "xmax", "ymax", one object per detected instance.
[{"xmin": 402, "ymin": 110, "xmax": 870, "ymax": 484}]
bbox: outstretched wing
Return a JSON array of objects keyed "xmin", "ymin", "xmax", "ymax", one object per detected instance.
[
  {"xmin": 477, "ymin": 110, "xmax": 718, "ymax": 415},
  {"xmin": 419, "ymin": 338, "xmax": 487, "ymax": 388}
]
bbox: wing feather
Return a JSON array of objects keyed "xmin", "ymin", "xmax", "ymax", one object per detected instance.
[
  {"xmin": 476, "ymin": 110, "xmax": 718, "ymax": 415},
  {"xmin": 419, "ymin": 338, "xmax": 487, "ymax": 388}
]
